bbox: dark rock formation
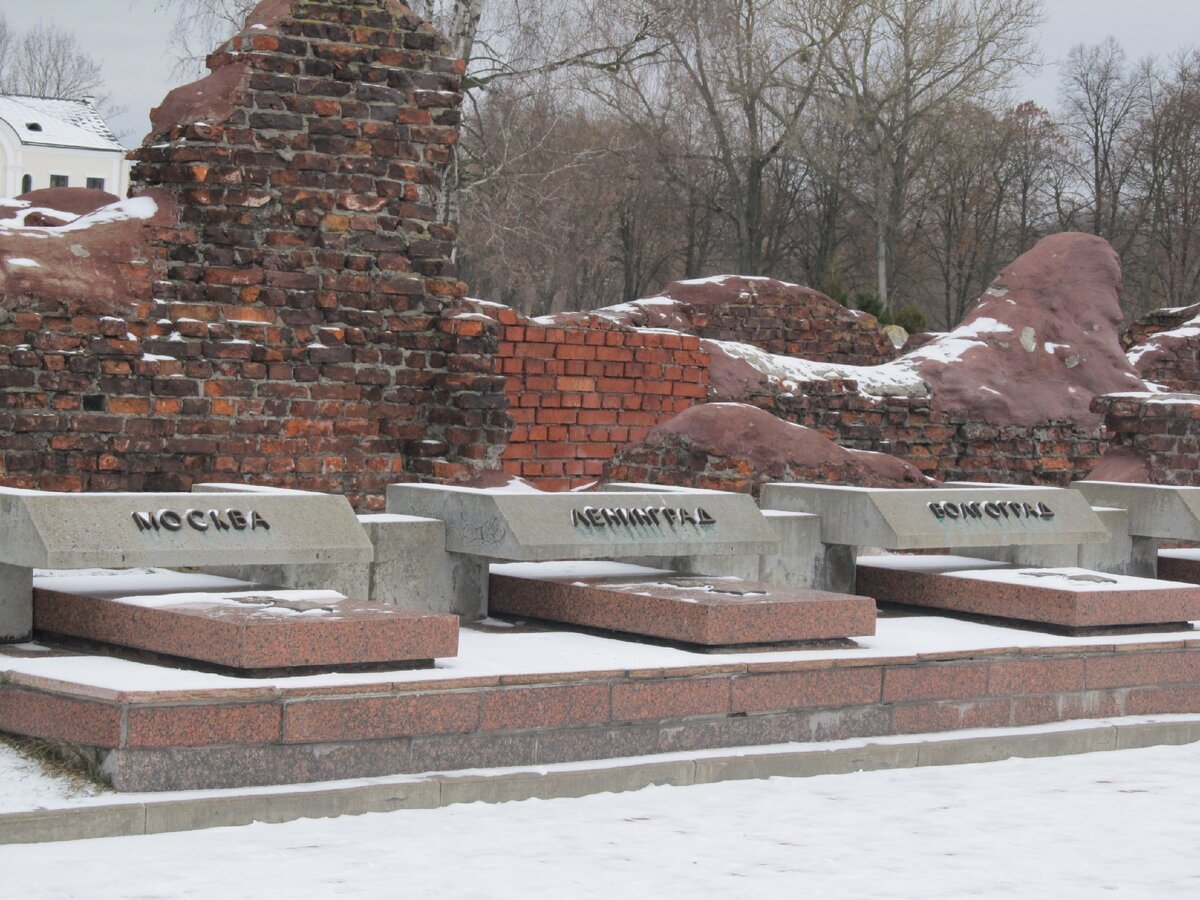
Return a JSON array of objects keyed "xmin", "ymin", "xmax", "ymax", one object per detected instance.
[{"xmin": 912, "ymin": 232, "xmax": 1146, "ymax": 426}]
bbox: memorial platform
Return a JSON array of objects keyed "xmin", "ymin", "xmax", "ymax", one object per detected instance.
[
  {"xmin": 856, "ymin": 555, "xmax": 1200, "ymax": 634},
  {"xmin": 3, "ymin": 569, "xmax": 1200, "ymax": 793},
  {"xmin": 489, "ymin": 562, "xmax": 875, "ymax": 649}
]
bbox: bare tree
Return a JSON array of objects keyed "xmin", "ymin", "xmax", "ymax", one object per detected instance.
[
  {"xmin": 0, "ymin": 21, "xmax": 105, "ymax": 100},
  {"xmin": 590, "ymin": 0, "xmax": 854, "ymax": 276},
  {"xmin": 0, "ymin": 15, "xmax": 12, "ymax": 90},
  {"xmin": 1058, "ymin": 38, "xmax": 1150, "ymax": 244},
  {"xmin": 820, "ymin": 0, "xmax": 1042, "ymax": 312}
]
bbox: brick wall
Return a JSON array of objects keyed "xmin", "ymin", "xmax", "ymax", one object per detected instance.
[
  {"xmin": 650, "ymin": 277, "xmax": 900, "ymax": 366},
  {"xmin": 1122, "ymin": 303, "xmax": 1200, "ymax": 350},
  {"xmin": 475, "ymin": 303, "xmax": 709, "ymax": 490},
  {"xmin": 756, "ymin": 381, "xmax": 1107, "ymax": 486},
  {"xmin": 1093, "ymin": 392, "xmax": 1200, "ymax": 486},
  {"xmin": 0, "ymin": 0, "xmax": 509, "ymax": 508}
]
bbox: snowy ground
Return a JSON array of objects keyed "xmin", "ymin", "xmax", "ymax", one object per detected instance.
[
  {"xmin": 0, "ymin": 739, "xmax": 107, "ymax": 811},
  {"xmin": 2, "ymin": 741, "xmax": 1199, "ymax": 898}
]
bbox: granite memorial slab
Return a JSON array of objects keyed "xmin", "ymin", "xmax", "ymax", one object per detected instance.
[
  {"xmin": 856, "ymin": 554, "xmax": 1200, "ymax": 633},
  {"xmin": 489, "ymin": 562, "xmax": 875, "ymax": 648},
  {"xmin": 33, "ymin": 571, "xmax": 458, "ymax": 673}
]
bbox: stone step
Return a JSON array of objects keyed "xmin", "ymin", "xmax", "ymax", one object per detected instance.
[
  {"xmin": 857, "ymin": 555, "xmax": 1200, "ymax": 633},
  {"xmin": 489, "ymin": 564, "xmax": 875, "ymax": 648}
]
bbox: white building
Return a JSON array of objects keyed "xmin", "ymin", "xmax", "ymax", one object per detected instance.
[{"xmin": 0, "ymin": 94, "xmax": 130, "ymax": 199}]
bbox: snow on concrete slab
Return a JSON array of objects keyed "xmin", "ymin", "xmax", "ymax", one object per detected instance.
[
  {"xmin": 857, "ymin": 554, "xmax": 1012, "ymax": 573},
  {"xmin": 944, "ymin": 566, "xmax": 1197, "ymax": 592},
  {"xmin": 1160, "ymin": 549, "xmax": 1200, "ymax": 562},
  {"xmin": 491, "ymin": 561, "xmax": 675, "ymax": 581},
  {"xmin": 110, "ymin": 589, "xmax": 348, "ymax": 613},
  {"xmin": 33, "ymin": 568, "xmax": 257, "ymax": 597}
]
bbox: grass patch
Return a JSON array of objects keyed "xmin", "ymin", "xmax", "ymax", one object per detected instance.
[{"xmin": 0, "ymin": 732, "xmax": 112, "ymax": 796}]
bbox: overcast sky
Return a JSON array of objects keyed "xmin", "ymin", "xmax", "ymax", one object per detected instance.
[{"xmin": 2, "ymin": 0, "xmax": 1200, "ymax": 146}]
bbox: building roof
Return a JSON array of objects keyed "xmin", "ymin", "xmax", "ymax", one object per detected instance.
[{"xmin": 0, "ymin": 94, "xmax": 125, "ymax": 153}]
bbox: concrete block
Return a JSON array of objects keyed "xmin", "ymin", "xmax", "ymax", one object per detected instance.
[
  {"xmin": 758, "ymin": 511, "xmax": 825, "ymax": 589},
  {"xmin": 914, "ymin": 727, "xmax": 1118, "ymax": 767},
  {"xmin": 693, "ymin": 742, "xmax": 919, "ymax": 784},
  {"xmin": 143, "ymin": 781, "xmax": 441, "ymax": 835},
  {"xmin": 1073, "ymin": 481, "xmax": 1200, "ymax": 541},
  {"xmin": 437, "ymin": 760, "xmax": 696, "ymax": 806},
  {"xmin": 0, "ymin": 486, "xmax": 372, "ymax": 570},
  {"xmin": 761, "ymin": 483, "xmax": 1107, "ymax": 550},
  {"xmin": 360, "ymin": 515, "xmax": 471, "ymax": 616},
  {"xmin": 386, "ymin": 484, "xmax": 778, "ymax": 561},
  {"xmin": 1114, "ymin": 719, "xmax": 1200, "ymax": 750},
  {"xmin": 0, "ymin": 562, "xmax": 32, "ymax": 643},
  {"xmin": 0, "ymin": 803, "xmax": 145, "ymax": 845}
]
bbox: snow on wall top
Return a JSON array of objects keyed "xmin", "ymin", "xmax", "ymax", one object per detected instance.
[{"xmin": 0, "ymin": 94, "xmax": 125, "ymax": 153}]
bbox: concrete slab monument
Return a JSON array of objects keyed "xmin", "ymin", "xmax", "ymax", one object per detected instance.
[
  {"xmin": 1072, "ymin": 482, "xmax": 1200, "ymax": 582},
  {"xmin": 0, "ymin": 486, "xmax": 372, "ymax": 643},
  {"xmin": 760, "ymin": 483, "xmax": 1108, "ymax": 592},
  {"xmin": 388, "ymin": 484, "xmax": 872, "ymax": 645}
]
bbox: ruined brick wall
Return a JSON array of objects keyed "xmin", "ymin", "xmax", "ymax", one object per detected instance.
[
  {"xmin": 744, "ymin": 381, "xmax": 1106, "ymax": 487},
  {"xmin": 1122, "ymin": 303, "xmax": 1200, "ymax": 392},
  {"xmin": 694, "ymin": 298, "xmax": 898, "ymax": 366},
  {"xmin": 1122, "ymin": 303, "xmax": 1200, "ymax": 350},
  {"xmin": 473, "ymin": 303, "xmax": 709, "ymax": 490},
  {"xmin": 0, "ymin": 0, "xmax": 508, "ymax": 508},
  {"xmin": 651, "ymin": 278, "xmax": 900, "ymax": 366},
  {"xmin": 1093, "ymin": 393, "xmax": 1200, "ymax": 486}
]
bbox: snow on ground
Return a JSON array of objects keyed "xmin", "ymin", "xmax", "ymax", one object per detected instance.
[
  {"xmin": 0, "ymin": 741, "xmax": 105, "ymax": 811},
  {"xmin": 3, "ymin": 741, "xmax": 1200, "ymax": 898}
]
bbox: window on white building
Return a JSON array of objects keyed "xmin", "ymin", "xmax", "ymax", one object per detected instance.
[
  {"xmin": 49, "ymin": 174, "xmax": 68, "ymax": 188},
  {"xmin": 86, "ymin": 177, "xmax": 105, "ymax": 191},
  {"xmin": 20, "ymin": 174, "xmax": 32, "ymax": 194}
]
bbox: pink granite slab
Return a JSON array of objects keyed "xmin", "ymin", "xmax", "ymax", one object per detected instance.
[
  {"xmin": 856, "ymin": 558, "xmax": 1200, "ymax": 629},
  {"xmin": 33, "ymin": 587, "xmax": 459, "ymax": 671},
  {"xmin": 489, "ymin": 573, "xmax": 875, "ymax": 646}
]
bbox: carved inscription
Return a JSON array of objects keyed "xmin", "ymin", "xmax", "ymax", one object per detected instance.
[
  {"xmin": 928, "ymin": 500, "xmax": 1055, "ymax": 522},
  {"xmin": 570, "ymin": 506, "xmax": 717, "ymax": 529},
  {"xmin": 132, "ymin": 509, "xmax": 271, "ymax": 534}
]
